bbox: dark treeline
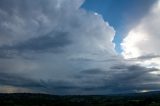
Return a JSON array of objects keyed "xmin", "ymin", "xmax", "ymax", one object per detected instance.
[{"xmin": 0, "ymin": 92, "xmax": 160, "ymax": 106}]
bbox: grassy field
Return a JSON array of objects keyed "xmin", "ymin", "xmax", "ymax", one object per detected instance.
[{"xmin": 0, "ymin": 92, "xmax": 160, "ymax": 106}]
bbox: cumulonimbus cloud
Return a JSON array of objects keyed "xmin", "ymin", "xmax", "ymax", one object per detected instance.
[{"xmin": 0, "ymin": 0, "xmax": 160, "ymax": 94}]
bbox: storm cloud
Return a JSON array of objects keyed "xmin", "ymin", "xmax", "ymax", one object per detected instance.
[{"xmin": 0, "ymin": 0, "xmax": 160, "ymax": 94}]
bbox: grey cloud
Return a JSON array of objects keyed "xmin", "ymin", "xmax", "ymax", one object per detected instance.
[
  {"xmin": 0, "ymin": 63, "xmax": 160, "ymax": 94},
  {"xmin": 80, "ymin": 69, "xmax": 106, "ymax": 75},
  {"xmin": 0, "ymin": 31, "xmax": 71, "ymax": 56},
  {"xmin": 0, "ymin": 50, "xmax": 14, "ymax": 59},
  {"xmin": 127, "ymin": 54, "xmax": 160, "ymax": 61},
  {"xmin": 70, "ymin": 64, "xmax": 160, "ymax": 94},
  {"xmin": 0, "ymin": 72, "xmax": 43, "ymax": 88},
  {"xmin": 0, "ymin": 72, "xmax": 78, "ymax": 94},
  {"xmin": 110, "ymin": 65, "xmax": 158, "ymax": 81},
  {"xmin": 42, "ymin": 80, "xmax": 80, "ymax": 94},
  {"xmin": 0, "ymin": 0, "xmax": 117, "ymax": 95},
  {"xmin": 108, "ymin": 65, "xmax": 160, "ymax": 92},
  {"xmin": 13, "ymin": 31, "xmax": 71, "ymax": 52}
]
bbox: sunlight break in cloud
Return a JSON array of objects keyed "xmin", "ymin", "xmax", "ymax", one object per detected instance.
[{"xmin": 121, "ymin": 0, "xmax": 160, "ymax": 69}]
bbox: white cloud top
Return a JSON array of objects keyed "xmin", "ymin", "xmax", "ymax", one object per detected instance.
[{"xmin": 121, "ymin": 0, "xmax": 160, "ymax": 69}]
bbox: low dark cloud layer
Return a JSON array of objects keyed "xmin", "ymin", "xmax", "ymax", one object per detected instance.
[
  {"xmin": 128, "ymin": 54, "xmax": 160, "ymax": 60},
  {"xmin": 0, "ymin": 72, "xmax": 42, "ymax": 87}
]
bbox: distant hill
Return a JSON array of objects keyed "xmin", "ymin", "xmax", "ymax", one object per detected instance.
[{"xmin": 0, "ymin": 91, "xmax": 160, "ymax": 106}]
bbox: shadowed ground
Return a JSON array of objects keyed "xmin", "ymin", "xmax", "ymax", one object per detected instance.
[{"xmin": 0, "ymin": 92, "xmax": 160, "ymax": 106}]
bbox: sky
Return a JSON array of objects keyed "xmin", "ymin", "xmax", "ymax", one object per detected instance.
[{"xmin": 0, "ymin": 0, "xmax": 160, "ymax": 95}]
